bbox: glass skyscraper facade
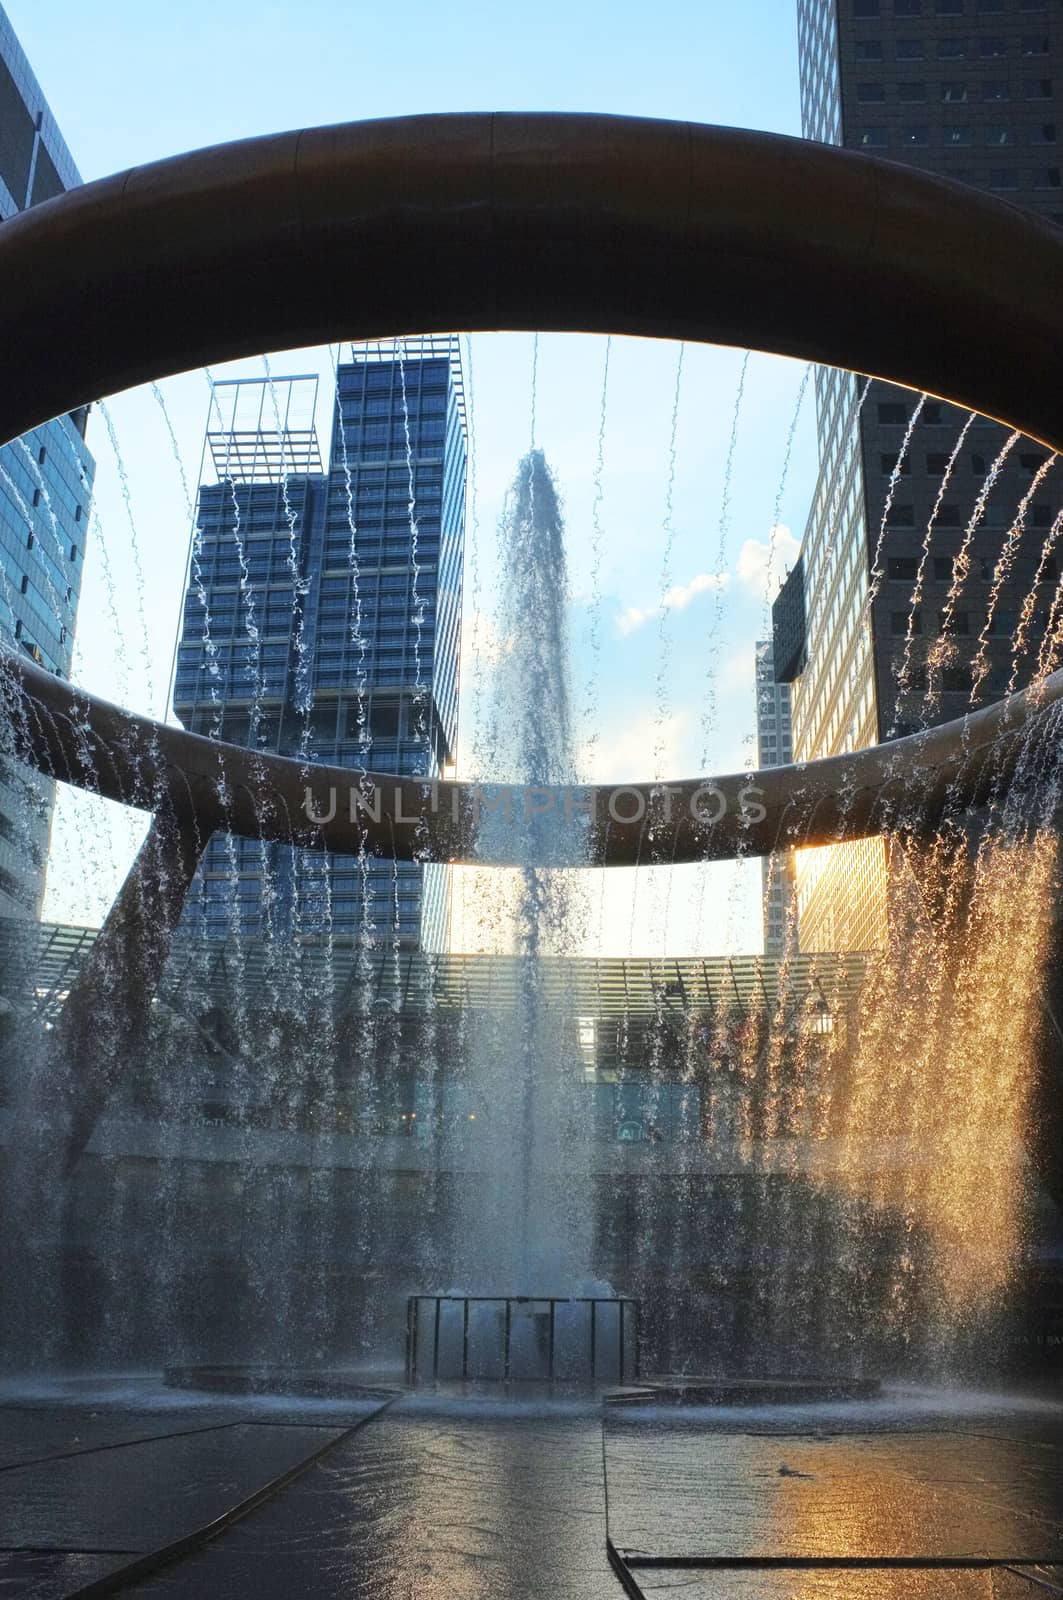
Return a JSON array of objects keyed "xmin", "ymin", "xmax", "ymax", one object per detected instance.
[
  {"xmin": 0, "ymin": 5, "xmax": 95, "ymax": 917},
  {"xmin": 173, "ymin": 339, "xmax": 467, "ymax": 952},
  {"xmin": 754, "ymin": 640, "xmax": 799, "ymax": 956},
  {"xmin": 784, "ymin": 0, "xmax": 1063, "ymax": 950}
]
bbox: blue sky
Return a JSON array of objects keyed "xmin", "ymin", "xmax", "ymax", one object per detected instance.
[{"xmin": 6, "ymin": 1, "xmax": 822, "ymax": 953}]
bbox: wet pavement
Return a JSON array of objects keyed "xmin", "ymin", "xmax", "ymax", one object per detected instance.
[{"xmin": 0, "ymin": 1383, "xmax": 1062, "ymax": 1597}]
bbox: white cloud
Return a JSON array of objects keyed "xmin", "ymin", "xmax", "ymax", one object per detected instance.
[
  {"xmin": 616, "ymin": 605, "xmax": 651, "ymax": 638},
  {"xmin": 614, "ymin": 570, "xmax": 728, "ymax": 637},
  {"xmin": 737, "ymin": 524, "xmax": 801, "ymax": 603},
  {"xmin": 579, "ymin": 708, "xmax": 693, "ymax": 785}
]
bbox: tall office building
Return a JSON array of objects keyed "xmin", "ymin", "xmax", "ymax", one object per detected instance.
[
  {"xmin": 781, "ymin": 0, "xmax": 1063, "ymax": 950},
  {"xmin": 0, "ymin": 6, "xmax": 95, "ymax": 917},
  {"xmin": 173, "ymin": 339, "xmax": 466, "ymax": 951},
  {"xmin": 754, "ymin": 640, "xmax": 798, "ymax": 956}
]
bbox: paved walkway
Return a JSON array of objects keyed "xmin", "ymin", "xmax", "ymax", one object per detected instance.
[{"xmin": 2, "ymin": 1386, "xmax": 1063, "ymax": 1597}]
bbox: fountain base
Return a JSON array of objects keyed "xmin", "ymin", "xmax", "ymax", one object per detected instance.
[
  {"xmin": 607, "ymin": 1375, "xmax": 881, "ymax": 1406},
  {"xmin": 163, "ymin": 1365, "xmax": 394, "ymax": 1401}
]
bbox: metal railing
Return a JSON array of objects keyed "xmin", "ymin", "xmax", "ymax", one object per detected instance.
[{"xmin": 406, "ymin": 1294, "xmax": 640, "ymax": 1386}]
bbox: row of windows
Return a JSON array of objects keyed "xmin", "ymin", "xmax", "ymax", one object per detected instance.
[
  {"xmin": 889, "ymin": 606, "xmax": 1041, "ymax": 632},
  {"xmin": 858, "ymin": 84, "xmax": 1056, "ymax": 128},
  {"xmin": 881, "ymin": 501, "xmax": 1057, "ymax": 526},
  {"xmin": 23, "ymin": 528, "xmax": 78, "ymax": 561},
  {"xmin": 344, "ymin": 392, "xmax": 448, "ymax": 417},
  {"xmin": 885, "ymin": 551, "xmax": 1059, "ymax": 578},
  {"xmin": 875, "ymin": 399, "xmax": 981, "ymax": 424},
  {"xmin": 862, "ymin": 118, "xmax": 1055, "ymax": 143},
  {"xmin": 880, "ymin": 449, "xmax": 1052, "ymax": 473},
  {"xmin": 855, "ymin": 0, "xmax": 1053, "ymax": 15},
  {"xmin": 344, "ymin": 419, "xmax": 447, "ymax": 443},
  {"xmin": 889, "ymin": 663, "xmax": 990, "ymax": 694},
  {"xmin": 860, "ymin": 136, "xmax": 1060, "ymax": 180},
  {"xmin": 339, "ymin": 367, "xmax": 448, "ymax": 394},
  {"xmin": 855, "ymin": 33, "xmax": 1056, "ymax": 59},
  {"xmin": 858, "ymin": 77, "xmax": 1057, "ymax": 115},
  {"xmin": 864, "ymin": 82, "xmax": 1056, "ymax": 118}
]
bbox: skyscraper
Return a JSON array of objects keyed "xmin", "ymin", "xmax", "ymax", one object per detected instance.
[
  {"xmin": 754, "ymin": 640, "xmax": 798, "ymax": 956},
  {"xmin": 0, "ymin": 5, "xmax": 95, "ymax": 917},
  {"xmin": 781, "ymin": 0, "xmax": 1063, "ymax": 950},
  {"xmin": 173, "ymin": 339, "xmax": 466, "ymax": 951}
]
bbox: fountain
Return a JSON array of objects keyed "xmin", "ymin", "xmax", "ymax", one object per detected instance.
[{"xmin": 0, "ymin": 115, "xmax": 1060, "ymax": 1403}]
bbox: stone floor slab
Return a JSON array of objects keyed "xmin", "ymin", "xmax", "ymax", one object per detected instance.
[
  {"xmin": 0, "ymin": 1422, "xmax": 344, "ymax": 1554},
  {"xmin": 604, "ymin": 1424, "xmax": 1063, "ymax": 1562}
]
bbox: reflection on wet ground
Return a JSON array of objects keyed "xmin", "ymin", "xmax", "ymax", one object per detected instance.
[{"xmin": 0, "ymin": 1382, "xmax": 1062, "ymax": 1597}]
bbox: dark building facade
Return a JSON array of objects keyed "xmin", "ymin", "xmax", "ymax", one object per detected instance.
[
  {"xmin": 173, "ymin": 340, "xmax": 466, "ymax": 951},
  {"xmin": 0, "ymin": 5, "xmax": 95, "ymax": 918},
  {"xmin": 754, "ymin": 640, "xmax": 799, "ymax": 956},
  {"xmin": 785, "ymin": 0, "xmax": 1063, "ymax": 949}
]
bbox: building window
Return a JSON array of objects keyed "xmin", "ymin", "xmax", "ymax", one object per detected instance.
[
  {"xmin": 989, "ymin": 168, "xmax": 1018, "ymax": 188},
  {"xmin": 1035, "ymin": 167, "xmax": 1062, "ymax": 188},
  {"xmin": 934, "ymin": 556, "xmax": 954, "ymax": 579},
  {"xmin": 887, "ymin": 503, "xmax": 916, "ymax": 525},
  {"xmin": 944, "ymin": 126, "xmax": 971, "ymax": 143},
  {"xmin": 1031, "ymin": 123, "xmax": 1057, "ymax": 144},
  {"xmin": 888, "ymin": 557, "xmax": 920, "ymax": 579},
  {"xmin": 853, "ymin": 0, "xmax": 881, "ymax": 13},
  {"xmin": 902, "ymin": 126, "xmax": 930, "ymax": 144},
  {"xmin": 983, "ymin": 79, "xmax": 1010, "ymax": 99},
  {"xmin": 878, "ymin": 401, "xmax": 909, "ymax": 422},
  {"xmin": 985, "ymin": 126, "xmax": 1014, "ymax": 144},
  {"xmin": 892, "ymin": 610, "xmax": 921, "ymax": 634},
  {"xmin": 1020, "ymin": 452, "xmax": 1050, "ymax": 473},
  {"xmin": 69, "ymin": 543, "xmax": 78, "ymax": 562},
  {"xmin": 37, "ymin": 446, "xmax": 46, "ymax": 465},
  {"xmin": 897, "ymin": 38, "xmax": 925, "ymax": 58},
  {"xmin": 979, "ymin": 38, "xmax": 1007, "ymax": 57},
  {"xmin": 940, "ymin": 610, "xmax": 970, "ymax": 634},
  {"xmin": 976, "ymin": 0, "xmax": 1003, "ymax": 9},
  {"xmin": 923, "ymin": 402, "xmax": 946, "ymax": 424},
  {"xmin": 882, "ymin": 451, "xmax": 913, "ymax": 473},
  {"xmin": 1025, "ymin": 78, "xmax": 1053, "ymax": 98},
  {"xmin": 860, "ymin": 127, "xmax": 889, "ymax": 145},
  {"xmin": 942, "ymin": 82, "xmax": 968, "ymax": 100},
  {"xmin": 1022, "ymin": 36, "xmax": 1050, "ymax": 55},
  {"xmin": 937, "ymin": 504, "xmax": 962, "ymax": 525},
  {"xmin": 857, "ymin": 81, "xmax": 887, "ymax": 100},
  {"xmin": 938, "ymin": 37, "xmax": 968, "ymax": 57},
  {"xmin": 899, "ymin": 81, "xmax": 927, "ymax": 100},
  {"xmin": 74, "ymin": 504, "xmax": 82, "ymax": 522},
  {"xmin": 855, "ymin": 39, "xmax": 885, "ymax": 58},
  {"xmin": 936, "ymin": 0, "xmax": 963, "ymax": 11},
  {"xmin": 926, "ymin": 452, "xmax": 948, "ymax": 474},
  {"xmin": 1021, "ymin": 0, "xmax": 1047, "ymax": 10},
  {"xmin": 20, "ymin": 574, "xmax": 28, "ymax": 594},
  {"xmin": 895, "ymin": 0, "xmax": 921, "ymax": 12},
  {"xmin": 31, "ymin": 488, "xmax": 40, "ymax": 507}
]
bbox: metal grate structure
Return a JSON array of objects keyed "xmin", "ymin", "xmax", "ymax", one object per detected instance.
[
  {"xmin": 406, "ymin": 1295, "xmax": 640, "ymax": 1385},
  {"xmin": 206, "ymin": 374, "xmax": 322, "ymax": 483},
  {"xmin": 0, "ymin": 917, "xmax": 870, "ymax": 1028}
]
